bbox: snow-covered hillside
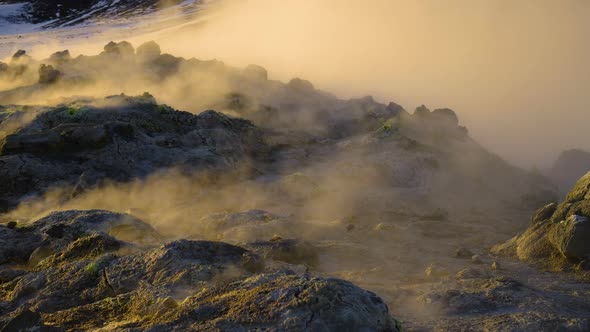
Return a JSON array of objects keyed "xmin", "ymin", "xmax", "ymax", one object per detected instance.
[{"xmin": 0, "ymin": 0, "xmax": 204, "ymax": 58}]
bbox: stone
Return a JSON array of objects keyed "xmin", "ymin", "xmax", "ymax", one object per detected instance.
[
  {"xmin": 287, "ymin": 77, "xmax": 314, "ymax": 92},
  {"xmin": 471, "ymin": 255, "xmax": 483, "ymax": 264},
  {"xmin": 532, "ymin": 202, "xmax": 557, "ymax": 224},
  {"xmin": 426, "ymin": 263, "xmax": 449, "ymax": 279},
  {"xmin": 38, "ymin": 64, "xmax": 62, "ymax": 84},
  {"xmin": 550, "ymin": 214, "xmax": 590, "ymax": 260},
  {"xmin": 247, "ymin": 238, "xmax": 319, "ymax": 267},
  {"xmin": 491, "ymin": 261, "xmax": 500, "ymax": 271},
  {"xmin": 455, "ymin": 268, "xmax": 485, "ymax": 279},
  {"xmin": 0, "ymin": 308, "xmax": 45, "ymax": 332},
  {"xmin": 432, "ymin": 108, "xmax": 459, "ymax": 126},
  {"xmin": 12, "ymin": 50, "xmax": 27, "ymax": 60},
  {"xmin": 137, "ymin": 41, "xmax": 161, "ymax": 61},
  {"xmin": 154, "ymin": 272, "xmax": 400, "ymax": 331},
  {"xmin": 49, "ymin": 50, "xmax": 72, "ymax": 64},
  {"xmin": 103, "ymin": 41, "xmax": 135, "ymax": 57},
  {"xmin": 456, "ymin": 247, "xmax": 474, "ymax": 259},
  {"xmin": 243, "ymin": 64, "xmax": 268, "ymax": 81}
]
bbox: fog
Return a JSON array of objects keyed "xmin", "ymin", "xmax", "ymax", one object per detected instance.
[
  {"xmin": 4, "ymin": 1, "xmax": 588, "ymax": 167},
  {"xmin": 1, "ymin": 2, "xmax": 580, "ymax": 324},
  {"xmin": 146, "ymin": 0, "xmax": 589, "ymax": 168}
]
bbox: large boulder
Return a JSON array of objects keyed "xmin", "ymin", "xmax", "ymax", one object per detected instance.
[
  {"xmin": 493, "ymin": 171, "xmax": 590, "ymax": 267},
  {"xmin": 103, "ymin": 41, "xmax": 135, "ymax": 58},
  {"xmin": 0, "ymin": 225, "xmax": 43, "ymax": 265},
  {"xmin": 48, "ymin": 50, "xmax": 72, "ymax": 64},
  {"xmin": 38, "ymin": 64, "xmax": 61, "ymax": 84},
  {"xmin": 243, "ymin": 64, "xmax": 268, "ymax": 81},
  {"xmin": 432, "ymin": 108, "xmax": 459, "ymax": 126},
  {"xmin": 549, "ymin": 215, "xmax": 590, "ymax": 260},
  {"xmin": 137, "ymin": 41, "xmax": 162, "ymax": 62},
  {"xmin": 148, "ymin": 271, "xmax": 400, "ymax": 331},
  {"xmin": 30, "ymin": 209, "xmax": 160, "ymax": 246}
]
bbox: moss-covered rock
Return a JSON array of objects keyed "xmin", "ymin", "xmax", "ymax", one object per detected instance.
[{"xmin": 493, "ymin": 171, "xmax": 590, "ymax": 268}]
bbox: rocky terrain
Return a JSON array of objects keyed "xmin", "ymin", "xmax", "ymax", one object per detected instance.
[{"xmin": 0, "ymin": 41, "xmax": 588, "ymax": 331}]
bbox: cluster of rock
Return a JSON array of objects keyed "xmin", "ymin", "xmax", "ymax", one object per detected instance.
[
  {"xmin": 0, "ymin": 40, "xmax": 574, "ymax": 330},
  {"xmin": 493, "ymin": 171, "xmax": 590, "ymax": 270},
  {"xmin": 0, "ymin": 209, "xmax": 399, "ymax": 331},
  {"xmin": 0, "ymin": 93, "xmax": 267, "ymax": 211}
]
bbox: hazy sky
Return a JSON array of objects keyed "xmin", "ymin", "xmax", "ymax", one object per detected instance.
[{"xmin": 153, "ymin": 0, "xmax": 590, "ymax": 168}]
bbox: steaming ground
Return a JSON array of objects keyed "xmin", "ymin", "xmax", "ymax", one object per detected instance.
[
  {"xmin": 0, "ymin": 2, "xmax": 590, "ymax": 330},
  {"xmin": 0, "ymin": 39, "xmax": 589, "ymax": 330}
]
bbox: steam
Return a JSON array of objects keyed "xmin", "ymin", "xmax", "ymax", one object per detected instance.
[
  {"xmin": 150, "ymin": 0, "xmax": 590, "ymax": 168},
  {"xmin": 0, "ymin": 1, "xmax": 582, "ymax": 323},
  {"xmin": 3, "ymin": 0, "xmax": 588, "ymax": 166}
]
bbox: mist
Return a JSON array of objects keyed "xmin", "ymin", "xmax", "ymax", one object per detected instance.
[
  {"xmin": 143, "ymin": 0, "xmax": 590, "ymax": 168},
  {"xmin": 2, "ymin": 2, "xmax": 588, "ymax": 328},
  {"xmin": 5, "ymin": 1, "xmax": 588, "ymax": 167}
]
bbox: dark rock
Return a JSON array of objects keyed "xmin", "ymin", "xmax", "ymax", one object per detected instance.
[
  {"xmin": 0, "ymin": 268, "xmax": 27, "ymax": 283},
  {"xmin": 12, "ymin": 50, "xmax": 27, "ymax": 60},
  {"xmin": 1, "ymin": 129, "xmax": 62, "ymax": 154},
  {"xmin": 154, "ymin": 272, "xmax": 400, "ymax": 331},
  {"xmin": 0, "ymin": 95, "xmax": 267, "ymax": 208},
  {"xmin": 151, "ymin": 53, "xmax": 183, "ymax": 77},
  {"xmin": 550, "ymin": 214, "xmax": 590, "ymax": 260},
  {"xmin": 455, "ymin": 268, "xmax": 485, "ymax": 279},
  {"xmin": 0, "ymin": 308, "xmax": 45, "ymax": 332},
  {"xmin": 0, "ymin": 226, "xmax": 43, "ymax": 265},
  {"xmin": 32, "ymin": 210, "xmax": 160, "ymax": 246},
  {"xmin": 103, "ymin": 41, "xmax": 135, "ymax": 57},
  {"xmin": 48, "ymin": 50, "xmax": 72, "ymax": 64},
  {"xmin": 386, "ymin": 102, "xmax": 407, "ymax": 117},
  {"xmin": 471, "ymin": 255, "xmax": 483, "ymax": 264},
  {"xmin": 243, "ymin": 64, "xmax": 268, "ymax": 81},
  {"xmin": 38, "ymin": 64, "xmax": 62, "ymax": 84},
  {"xmin": 456, "ymin": 247, "xmax": 474, "ymax": 258},
  {"xmin": 137, "ymin": 41, "xmax": 161, "ymax": 61},
  {"xmin": 247, "ymin": 238, "xmax": 319, "ymax": 267},
  {"xmin": 287, "ymin": 77, "xmax": 314, "ymax": 92},
  {"xmin": 532, "ymin": 202, "xmax": 557, "ymax": 224},
  {"xmin": 425, "ymin": 263, "xmax": 449, "ymax": 279},
  {"xmin": 414, "ymin": 104, "xmax": 431, "ymax": 117},
  {"xmin": 28, "ymin": 246, "xmax": 55, "ymax": 267},
  {"xmin": 432, "ymin": 108, "xmax": 459, "ymax": 126},
  {"xmin": 105, "ymin": 240, "xmax": 259, "ymax": 293},
  {"xmin": 198, "ymin": 210, "xmax": 294, "ymax": 242}
]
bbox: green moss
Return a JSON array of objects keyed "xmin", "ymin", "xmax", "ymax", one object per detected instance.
[
  {"xmin": 84, "ymin": 261, "xmax": 100, "ymax": 274},
  {"xmin": 393, "ymin": 317, "xmax": 404, "ymax": 332},
  {"xmin": 83, "ymin": 255, "xmax": 114, "ymax": 275},
  {"xmin": 67, "ymin": 107, "xmax": 79, "ymax": 116}
]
